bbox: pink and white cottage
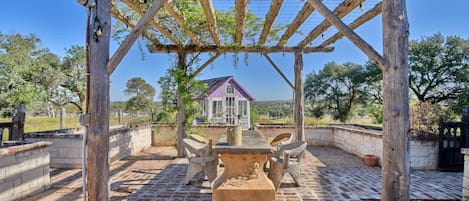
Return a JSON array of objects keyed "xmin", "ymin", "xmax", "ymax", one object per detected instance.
[{"xmin": 196, "ymin": 76, "xmax": 254, "ymax": 129}]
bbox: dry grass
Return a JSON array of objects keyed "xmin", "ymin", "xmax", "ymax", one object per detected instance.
[{"xmin": 0, "ymin": 116, "xmax": 151, "ymax": 141}]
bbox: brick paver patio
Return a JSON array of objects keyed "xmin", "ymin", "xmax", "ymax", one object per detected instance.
[{"xmin": 25, "ymin": 146, "xmax": 462, "ymax": 201}]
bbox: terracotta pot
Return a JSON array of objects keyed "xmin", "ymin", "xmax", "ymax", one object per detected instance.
[{"xmin": 363, "ymin": 154, "xmax": 379, "ymax": 166}]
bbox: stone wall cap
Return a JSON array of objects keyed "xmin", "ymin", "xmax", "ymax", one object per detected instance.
[
  {"xmin": 0, "ymin": 141, "xmax": 52, "ymax": 156},
  {"xmin": 255, "ymin": 123, "xmax": 383, "ymax": 137},
  {"xmin": 25, "ymin": 132, "xmax": 82, "ymax": 138}
]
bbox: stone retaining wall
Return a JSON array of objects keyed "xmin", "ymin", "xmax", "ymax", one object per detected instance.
[
  {"xmin": 0, "ymin": 141, "xmax": 51, "ymax": 201},
  {"xmin": 256, "ymin": 124, "xmax": 438, "ymax": 169},
  {"xmin": 24, "ymin": 126, "xmax": 152, "ymax": 169},
  {"xmin": 152, "ymin": 124, "xmax": 229, "ymax": 146}
]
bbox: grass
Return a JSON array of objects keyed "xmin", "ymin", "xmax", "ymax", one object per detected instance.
[
  {"xmin": 254, "ymin": 115, "xmax": 382, "ymax": 127},
  {"xmin": 0, "ymin": 115, "xmax": 152, "ymax": 141}
]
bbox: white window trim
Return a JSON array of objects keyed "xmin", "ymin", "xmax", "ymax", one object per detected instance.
[{"xmin": 226, "ymin": 84, "xmax": 234, "ymax": 95}]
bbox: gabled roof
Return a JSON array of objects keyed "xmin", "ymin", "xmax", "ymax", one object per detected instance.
[{"xmin": 198, "ymin": 76, "xmax": 254, "ymax": 101}]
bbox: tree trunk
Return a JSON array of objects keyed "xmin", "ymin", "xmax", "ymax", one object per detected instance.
[
  {"xmin": 294, "ymin": 51, "xmax": 305, "ymax": 142},
  {"xmin": 86, "ymin": 0, "xmax": 111, "ymax": 200},
  {"xmin": 176, "ymin": 52, "xmax": 187, "ymax": 158},
  {"xmin": 381, "ymin": 0, "xmax": 410, "ymax": 200},
  {"xmin": 46, "ymin": 102, "xmax": 53, "ymax": 118}
]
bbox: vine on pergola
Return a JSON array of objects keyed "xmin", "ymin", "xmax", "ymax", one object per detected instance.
[{"xmin": 111, "ymin": 0, "xmax": 288, "ymax": 157}]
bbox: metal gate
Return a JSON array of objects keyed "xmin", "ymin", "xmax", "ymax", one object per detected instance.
[{"xmin": 438, "ymin": 121, "xmax": 468, "ymax": 171}]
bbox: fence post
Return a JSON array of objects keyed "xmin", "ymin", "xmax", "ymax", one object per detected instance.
[{"xmin": 11, "ymin": 105, "xmax": 25, "ymax": 141}]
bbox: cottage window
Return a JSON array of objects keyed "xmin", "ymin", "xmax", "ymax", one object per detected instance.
[
  {"xmin": 212, "ymin": 101, "xmax": 223, "ymax": 117},
  {"xmin": 238, "ymin": 100, "xmax": 247, "ymax": 117},
  {"xmin": 226, "ymin": 84, "xmax": 234, "ymax": 94}
]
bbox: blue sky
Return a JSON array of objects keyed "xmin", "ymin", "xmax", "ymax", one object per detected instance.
[{"xmin": 1, "ymin": 0, "xmax": 468, "ymax": 101}]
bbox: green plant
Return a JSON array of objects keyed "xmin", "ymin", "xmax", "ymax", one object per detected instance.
[
  {"xmin": 410, "ymin": 102, "xmax": 451, "ymax": 135},
  {"xmin": 126, "ymin": 116, "xmax": 151, "ymax": 128},
  {"xmin": 367, "ymin": 104, "xmax": 383, "ymax": 124}
]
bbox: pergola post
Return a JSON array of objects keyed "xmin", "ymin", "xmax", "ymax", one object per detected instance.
[
  {"xmin": 294, "ymin": 51, "xmax": 305, "ymax": 142},
  {"xmin": 86, "ymin": 0, "xmax": 111, "ymax": 200},
  {"xmin": 176, "ymin": 52, "xmax": 187, "ymax": 158},
  {"xmin": 381, "ymin": 0, "xmax": 410, "ymax": 200}
]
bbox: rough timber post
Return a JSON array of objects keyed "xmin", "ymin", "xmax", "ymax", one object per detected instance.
[
  {"xmin": 176, "ymin": 52, "xmax": 187, "ymax": 158},
  {"xmin": 87, "ymin": 0, "xmax": 111, "ymax": 200},
  {"xmin": 381, "ymin": 0, "xmax": 410, "ymax": 200},
  {"xmin": 294, "ymin": 51, "xmax": 305, "ymax": 142}
]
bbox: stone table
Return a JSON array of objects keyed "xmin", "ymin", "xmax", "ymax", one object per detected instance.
[{"xmin": 212, "ymin": 130, "xmax": 275, "ymax": 201}]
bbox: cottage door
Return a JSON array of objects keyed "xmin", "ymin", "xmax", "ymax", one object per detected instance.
[{"xmin": 225, "ymin": 97, "xmax": 236, "ymax": 125}]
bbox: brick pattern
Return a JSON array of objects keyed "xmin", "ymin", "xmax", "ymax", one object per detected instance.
[
  {"xmin": 25, "ymin": 146, "xmax": 462, "ymax": 201},
  {"xmin": 0, "ymin": 142, "xmax": 51, "ymax": 201}
]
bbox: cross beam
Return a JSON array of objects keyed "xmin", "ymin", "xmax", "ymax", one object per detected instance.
[
  {"xmin": 148, "ymin": 45, "xmax": 334, "ymax": 53},
  {"xmin": 306, "ymin": 0, "xmax": 385, "ymax": 70}
]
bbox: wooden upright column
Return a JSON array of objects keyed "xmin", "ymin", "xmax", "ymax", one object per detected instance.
[
  {"xmin": 87, "ymin": 0, "xmax": 111, "ymax": 200},
  {"xmin": 381, "ymin": 0, "xmax": 410, "ymax": 200},
  {"xmin": 176, "ymin": 52, "xmax": 187, "ymax": 158},
  {"xmin": 294, "ymin": 51, "xmax": 305, "ymax": 142}
]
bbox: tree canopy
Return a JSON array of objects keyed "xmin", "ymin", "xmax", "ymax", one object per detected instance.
[
  {"xmin": 0, "ymin": 32, "xmax": 51, "ymax": 116},
  {"xmin": 58, "ymin": 45, "xmax": 87, "ymax": 113},
  {"xmin": 124, "ymin": 77, "xmax": 155, "ymax": 115},
  {"xmin": 408, "ymin": 33, "xmax": 469, "ymax": 105},
  {"xmin": 304, "ymin": 61, "xmax": 367, "ymax": 122},
  {"xmin": 0, "ymin": 32, "xmax": 88, "ymax": 117}
]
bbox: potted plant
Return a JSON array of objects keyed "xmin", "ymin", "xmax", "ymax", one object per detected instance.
[{"xmin": 363, "ymin": 154, "xmax": 379, "ymax": 166}]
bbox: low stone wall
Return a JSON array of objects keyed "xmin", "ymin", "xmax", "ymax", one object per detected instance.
[
  {"xmin": 152, "ymin": 124, "xmax": 230, "ymax": 146},
  {"xmin": 0, "ymin": 141, "xmax": 52, "ymax": 200},
  {"xmin": 409, "ymin": 139, "xmax": 439, "ymax": 169},
  {"xmin": 24, "ymin": 133, "xmax": 81, "ymax": 169},
  {"xmin": 255, "ymin": 124, "xmax": 438, "ymax": 170},
  {"xmin": 332, "ymin": 126, "xmax": 383, "ymax": 159},
  {"xmin": 256, "ymin": 125, "xmax": 334, "ymax": 146},
  {"xmin": 25, "ymin": 126, "xmax": 152, "ymax": 169}
]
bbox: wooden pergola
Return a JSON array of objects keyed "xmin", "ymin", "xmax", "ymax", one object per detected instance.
[{"xmin": 83, "ymin": 0, "xmax": 410, "ymax": 200}]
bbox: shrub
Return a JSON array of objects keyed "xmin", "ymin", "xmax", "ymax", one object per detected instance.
[
  {"xmin": 410, "ymin": 102, "xmax": 450, "ymax": 135},
  {"xmin": 367, "ymin": 104, "xmax": 383, "ymax": 124}
]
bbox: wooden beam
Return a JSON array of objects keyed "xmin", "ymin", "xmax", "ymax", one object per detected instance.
[
  {"xmin": 164, "ymin": 0, "xmax": 203, "ymax": 46},
  {"xmin": 122, "ymin": 0, "xmax": 181, "ymax": 45},
  {"xmin": 235, "ymin": 0, "xmax": 248, "ymax": 46},
  {"xmin": 191, "ymin": 52, "xmax": 222, "ymax": 79},
  {"xmin": 108, "ymin": 0, "xmax": 166, "ymax": 75},
  {"xmin": 294, "ymin": 51, "xmax": 305, "ymax": 142},
  {"xmin": 277, "ymin": 2, "xmax": 316, "ymax": 47},
  {"xmin": 320, "ymin": 1, "xmax": 382, "ymax": 47},
  {"xmin": 87, "ymin": 0, "xmax": 111, "ymax": 200},
  {"xmin": 258, "ymin": 0, "xmax": 283, "ymax": 46},
  {"xmin": 381, "ymin": 0, "xmax": 410, "ymax": 200},
  {"xmin": 148, "ymin": 44, "xmax": 334, "ymax": 53},
  {"xmin": 200, "ymin": 0, "xmax": 221, "ymax": 46},
  {"xmin": 111, "ymin": 7, "xmax": 160, "ymax": 46},
  {"xmin": 176, "ymin": 52, "xmax": 187, "ymax": 158},
  {"xmin": 299, "ymin": 0, "xmax": 362, "ymax": 48},
  {"xmin": 306, "ymin": 0, "xmax": 385, "ymax": 70},
  {"xmin": 262, "ymin": 54, "xmax": 294, "ymax": 89}
]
